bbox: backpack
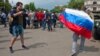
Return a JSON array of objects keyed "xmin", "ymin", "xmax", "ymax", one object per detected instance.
[{"xmin": 8, "ymin": 13, "xmax": 13, "ymax": 25}]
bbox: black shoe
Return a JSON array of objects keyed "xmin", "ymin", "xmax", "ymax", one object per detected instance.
[
  {"xmin": 71, "ymin": 53, "xmax": 77, "ymax": 56},
  {"xmin": 22, "ymin": 45, "xmax": 28, "ymax": 49},
  {"xmin": 9, "ymin": 47, "xmax": 14, "ymax": 53}
]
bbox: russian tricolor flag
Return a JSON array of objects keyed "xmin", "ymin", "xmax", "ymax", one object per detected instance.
[{"xmin": 59, "ymin": 8, "xmax": 94, "ymax": 39}]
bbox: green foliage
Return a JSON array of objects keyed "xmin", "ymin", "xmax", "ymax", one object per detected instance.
[
  {"xmin": 51, "ymin": 0, "xmax": 84, "ymax": 13},
  {"xmin": 29, "ymin": 2, "xmax": 35, "ymax": 11},
  {"xmin": 24, "ymin": 2, "xmax": 36, "ymax": 11},
  {"xmin": 50, "ymin": 6, "xmax": 62, "ymax": 13},
  {"xmin": 36, "ymin": 8, "xmax": 48, "ymax": 11},
  {"xmin": 68, "ymin": 0, "xmax": 84, "ymax": 9},
  {"xmin": 24, "ymin": 4, "xmax": 30, "ymax": 10},
  {"xmin": 0, "ymin": 0, "xmax": 3, "ymax": 2},
  {"xmin": 5, "ymin": 0, "xmax": 9, "ymax": 3},
  {"xmin": 0, "ymin": 0, "xmax": 12, "ymax": 13},
  {"xmin": 0, "ymin": 2, "xmax": 4, "ymax": 6},
  {"xmin": 5, "ymin": 2, "xmax": 12, "ymax": 12}
]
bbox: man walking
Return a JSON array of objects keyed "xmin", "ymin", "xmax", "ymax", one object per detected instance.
[
  {"xmin": 72, "ymin": 33, "xmax": 85, "ymax": 56},
  {"xmin": 1, "ymin": 11, "xmax": 7, "ymax": 27},
  {"xmin": 9, "ymin": 2, "xmax": 29, "ymax": 53}
]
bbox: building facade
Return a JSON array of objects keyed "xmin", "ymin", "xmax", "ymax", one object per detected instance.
[
  {"xmin": 84, "ymin": 0, "xmax": 100, "ymax": 19},
  {"xmin": 84, "ymin": 0, "xmax": 100, "ymax": 12}
]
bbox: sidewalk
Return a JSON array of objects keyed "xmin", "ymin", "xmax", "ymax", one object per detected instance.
[{"xmin": 0, "ymin": 25, "xmax": 100, "ymax": 56}]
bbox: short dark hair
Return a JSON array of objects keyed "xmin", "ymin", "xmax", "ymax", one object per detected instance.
[{"xmin": 16, "ymin": 2, "xmax": 23, "ymax": 7}]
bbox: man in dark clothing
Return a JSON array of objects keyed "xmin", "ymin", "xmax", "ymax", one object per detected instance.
[
  {"xmin": 51, "ymin": 12, "xmax": 57, "ymax": 28},
  {"xmin": 46, "ymin": 12, "xmax": 53, "ymax": 31},
  {"xmin": 1, "ymin": 12, "xmax": 7, "ymax": 27},
  {"xmin": 9, "ymin": 2, "xmax": 29, "ymax": 53},
  {"xmin": 42, "ymin": 11, "xmax": 47, "ymax": 30}
]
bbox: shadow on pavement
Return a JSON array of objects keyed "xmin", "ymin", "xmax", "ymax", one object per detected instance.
[
  {"xmin": 0, "ymin": 28, "xmax": 8, "ymax": 31},
  {"xmin": 28, "ymin": 42, "xmax": 48, "ymax": 48},
  {"xmin": 76, "ymin": 46, "xmax": 100, "ymax": 56},
  {"xmin": 84, "ymin": 46, "xmax": 100, "ymax": 52},
  {"xmin": 0, "ymin": 35, "xmax": 10, "ymax": 38},
  {"xmin": 14, "ymin": 48, "xmax": 27, "ymax": 52},
  {"xmin": 0, "ymin": 37, "xmax": 32, "ymax": 43},
  {"xmin": 24, "ymin": 31, "xmax": 31, "ymax": 34},
  {"xmin": 14, "ymin": 42, "xmax": 48, "ymax": 52},
  {"xmin": 17, "ymin": 37, "xmax": 32, "ymax": 41},
  {"xmin": 0, "ymin": 39, "xmax": 9, "ymax": 43},
  {"xmin": 0, "ymin": 47, "xmax": 5, "ymax": 50}
]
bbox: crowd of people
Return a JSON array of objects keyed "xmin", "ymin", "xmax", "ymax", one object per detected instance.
[
  {"xmin": 0, "ymin": 8, "xmax": 64, "ymax": 31},
  {"xmin": 24, "ymin": 10, "xmax": 64, "ymax": 31},
  {"xmin": 0, "ymin": 10, "xmax": 7, "ymax": 27},
  {"xmin": 0, "ymin": 2, "xmax": 64, "ymax": 54},
  {"xmin": 0, "ymin": 2, "xmax": 96, "ymax": 56}
]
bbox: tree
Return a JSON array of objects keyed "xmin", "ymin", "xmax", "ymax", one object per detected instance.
[
  {"xmin": 51, "ymin": 0, "xmax": 84, "ymax": 13},
  {"xmin": 24, "ymin": 2, "xmax": 36, "ymax": 11},
  {"xmin": 36, "ymin": 8, "xmax": 48, "ymax": 11},
  {"xmin": 0, "ymin": 0, "xmax": 4, "ymax": 8},
  {"xmin": 0, "ymin": 0, "xmax": 3, "ymax": 2},
  {"xmin": 29, "ymin": 2, "xmax": 35, "ymax": 11},
  {"xmin": 5, "ymin": 0, "xmax": 12, "ymax": 13},
  {"xmin": 0, "ymin": 2, "xmax": 4, "ymax": 7},
  {"xmin": 24, "ymin": 4, "xmax": 30, "ymax": 10},
  {"xmin": 5, "ymin": 0, "xmax": 9, "ymax": 2},
  {"xmin": 62, "ymin": 5, "xmax": 68, "ymax": 8},
  {"xmin": 68, "ymin": 0, "xmax": 84, "ymax": 9},
  {"xmin": 50, "ymin": 6, "xmax": 62, "ymax": 13},
  {"xmin": 0, "ymin": 0, "xmax": 12, "ymax": 13}
]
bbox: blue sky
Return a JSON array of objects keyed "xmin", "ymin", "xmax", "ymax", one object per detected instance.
[{"xmin": 9, "ymin": 0, "xmax": 69, "ymax": 10}]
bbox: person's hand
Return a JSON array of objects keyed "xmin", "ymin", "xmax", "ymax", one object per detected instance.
[
  {"xmin": 28, "ymin": 13, "xmax": 32, "ymax": 16},
  {"xmin": 13, "ymin": 11, "xmax": 23, "ymax": 16},
  {"xmin": 17, "ymin": 11, "xmax": 23, "ymax": 15}
]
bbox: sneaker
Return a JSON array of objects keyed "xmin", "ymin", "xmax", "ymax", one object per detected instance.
[
  {"xmin": 22, "ymin": 45, "xmax": 28, "ymax": 49},
  {"xmin": 9, "ymin": 47, "xmax": 14, "ymax": 53}
]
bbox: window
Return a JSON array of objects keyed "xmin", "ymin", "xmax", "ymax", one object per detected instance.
[
  {"xmin": 93, "ymin": 7, "xmax": 97, "ymax": 11},
  {"xmin": 93, "ymin": 1, "xmax": 97, "ymax": 4}
]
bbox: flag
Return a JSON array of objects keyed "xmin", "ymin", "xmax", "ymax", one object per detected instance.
[{"xmin": 59, "ymin": 8, "xmax": 94, "ymax": 39}]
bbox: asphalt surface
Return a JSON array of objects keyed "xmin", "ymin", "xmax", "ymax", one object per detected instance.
[{"xmin": 0, "ymin": 25, "xmax": 100, "ymax": 56}]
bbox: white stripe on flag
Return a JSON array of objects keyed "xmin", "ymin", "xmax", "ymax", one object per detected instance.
[{"xmin": 64, "ymin": 8, "xmax": 94, "ymax": 23}]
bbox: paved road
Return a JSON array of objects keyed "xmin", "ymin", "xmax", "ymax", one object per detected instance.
[{"xmin": 0, "ymin": 25, "xmax": 100, "ymax": 56}]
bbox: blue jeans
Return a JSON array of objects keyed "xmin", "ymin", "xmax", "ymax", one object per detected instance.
[
  {"xmin": 1, "ymin": 18, "xmax": 7, "ymax": 27},
  {"xmin": 10, "ymin": 25, "xmax": 24, "ymax": 37},
  {"xmin": 42, "ymin": 20, "xmax": 46, "ymax": 30},
  {"xmin": 52, "ymin": 19, "xmax": 56, "ymax": 28},
  {"xmin": 26, "ymin": 20, "xmax": 30, "ymax": 26},
  {"xmin": 72, "ymin": 33, "xmax": 85, "ymax": 53}
]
